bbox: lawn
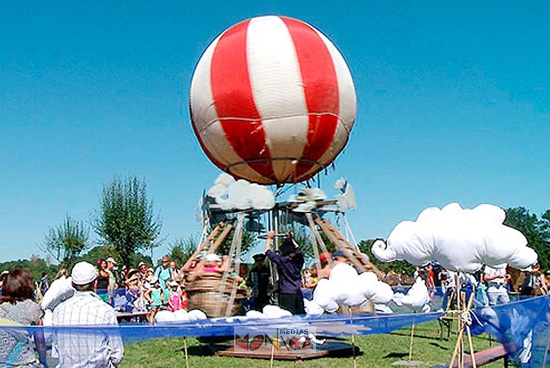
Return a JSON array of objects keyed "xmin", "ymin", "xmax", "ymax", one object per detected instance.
[{"xmin": 120, "ymin": 321, "xmax": 504, "ymax": 368}]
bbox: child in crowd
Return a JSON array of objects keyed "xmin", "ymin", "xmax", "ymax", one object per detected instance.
[
  {"xmin": 168, "ymin": 280, "xmax": 181, "ymax": 312},
  {"xmin": 144, "ymin": 277, "xmax": 164, "ymax": 322},
  {"xmin": 202, "ymin": 253, "xmax": 228, "ymax": 274}
]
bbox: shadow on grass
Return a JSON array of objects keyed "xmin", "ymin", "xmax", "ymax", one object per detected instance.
[
  {"xmin": 178, "ymin": 344, "xmax": 214, "ymax": 357},
  {"xmin": 429, "ymin": 342, "xmax": 450, "ymax": 350},
  {"xmin": 384, "ymin": 352, "xmax": 409, "ymax": 358},
  {"xmin": 389, "ymin": 331, "xmax": 437, "ymax": 340}
]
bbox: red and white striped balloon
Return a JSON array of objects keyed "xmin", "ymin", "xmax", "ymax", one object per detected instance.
[{"xmin": 190, "ymin": 16, "xmax": 356, "ymax": 185}]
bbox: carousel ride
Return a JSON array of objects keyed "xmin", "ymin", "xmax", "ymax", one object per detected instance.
[
  {"xmin": 183, "ymin": 15, "xmax": 381, "ymax": 319},
  {"xmin": 178, "ymin": 14, "xmax": 545, "ymax": 367}
]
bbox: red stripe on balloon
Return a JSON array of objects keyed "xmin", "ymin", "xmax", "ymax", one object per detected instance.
[
  {"xmin": 282, "ymin": 17, "xmax": 339, "ymax": 180},
  {"xmin": 210, "ymin": 20, "xmax": 277, "ymax": 183}
]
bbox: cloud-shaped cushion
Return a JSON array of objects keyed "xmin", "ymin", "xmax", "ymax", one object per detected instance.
[{"xmin": 372, "ymin": 203, "xmax": 538, "ymax": 273}]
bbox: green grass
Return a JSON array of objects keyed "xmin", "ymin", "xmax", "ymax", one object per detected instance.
[{"xmin": 120, "ymin": 321, "xmax": 504, "ymax": 368}]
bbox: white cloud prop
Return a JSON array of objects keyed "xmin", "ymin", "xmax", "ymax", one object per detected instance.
[
  {"xmin": 40, "ymin": 276, "xmax": 74, "ymax": 311},
  {"xmin": 392, "ymin": 277, "xmax": 431, "ymax": 312},
  {"xmin": 207, "ymin": 173, "xmax": 275, "ymax": 210},
  {"xmin": 155, "ymin": 306, "xmax": 292, "ymax": 323},
  {"xmin": 308, "ymin": 264, "xmax": 394, "ymax": 315},
  {"xmin": 372, "ymin": 203, "xmax": 538, "ymax": 273}
]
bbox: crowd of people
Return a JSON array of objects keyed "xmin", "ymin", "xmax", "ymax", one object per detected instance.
[
  {"xmin": 1, "ymin": 238, "xmax": 548, "ymax": 367},
  {"xmin": 433, "ymin": 263, "xmax": 549, "ymax": 311}
]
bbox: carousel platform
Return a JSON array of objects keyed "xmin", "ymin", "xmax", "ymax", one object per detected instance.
[{"xmin": 210, "ymin": 339, "xmax": 361, "ymax": 360}]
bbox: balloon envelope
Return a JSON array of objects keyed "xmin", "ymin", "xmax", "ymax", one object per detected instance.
[{"xmin": 190, "ymin": 15, "xmax": 356, "ymax": 185}]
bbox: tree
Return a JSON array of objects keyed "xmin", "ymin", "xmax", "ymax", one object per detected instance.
[
  {"xmin": 169, "ymin": 235, "xmax": 198, "ymax": 267},
  {"xmin": 41, "ymin": 215, "xmax": 90, "ymax": 267},
  {"xmin": 358, "ymin": 239, "xmax": 415, "ymax": 276},
  {"xmin": 93, "ymin": 176, "xmax": 162, "ymax": 268},
  {"xmin": 505, "ymin": 207, "xmax": 550, "ymax": 270}
]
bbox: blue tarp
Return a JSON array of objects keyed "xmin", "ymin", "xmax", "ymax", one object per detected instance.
[{"xmin": 1, "ymin": 295, "xmax": 549, "ymax": 366}]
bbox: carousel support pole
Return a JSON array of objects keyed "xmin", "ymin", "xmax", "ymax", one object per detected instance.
[
  {"xmin": 223, "ymin": 213, "xmax": 245, "ymax": 316},
  {"xmin": 212, "ymin": 213, "xmax": 243, "ymax": 317},
  {"xmin": 181, "ymin": 222, "xmax": 224, "ymax": 273},
  {"xmin": 306, "ymin": 213, "xmax": 323, "ymax": 273},
  {"xmin": 315, "ymin": 217, "xmax": 369, "ymax": 274}
]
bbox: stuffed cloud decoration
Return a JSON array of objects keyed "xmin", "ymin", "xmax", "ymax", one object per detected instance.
[
  {"xmin": 288, "ymin": 187, "xmax": 327, "ymax": 213},
  {"xmin": 40, "ymin": 276, "xmax": 74, "ymax": 311},
  {"xmin": 372, "ymin": 203, "xmax": 538, "ymax": 273},
  {"xmin": 392, "ymin": 277, "xmax": 431, "ymax": 312},
  {"xmin": 308, "ymin": 264, "xmax": 394, "ymax": 315},
  {"xmin": 207, "ymin": 173, "xmax": 275, "ymax": 210}
]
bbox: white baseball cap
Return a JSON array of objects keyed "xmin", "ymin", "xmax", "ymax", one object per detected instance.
[
  {"xmin": 106, "ymin": 257, "xmax": 117, "ymax": 264},
  {"xmin": 71, "ymin": 262, "xmax": 97, "ymax": 285},
  {"xmin": 205, "ymin": 253, "xmax": 221, "ymax": 262}
]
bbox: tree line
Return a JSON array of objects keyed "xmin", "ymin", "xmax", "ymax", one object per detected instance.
[{"xmin": 2, "ymin": 174, "xmax": 548, "ymax": 279}]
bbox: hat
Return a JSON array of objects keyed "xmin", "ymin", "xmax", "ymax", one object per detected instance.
[
  {"xmin": 106, "ymin": 257, "xmax": 117, "ymax": 265},
  {"xmin": 169, "ymin": 280, "xmax": 179, "ymax": 287},
  {"xmin": 138, "ymin": 262, "xmax": 147, "ymax": 268},
  {"xmin": 319, "ymin": 252, "xmax": 332, "ymax": 263},
  {"xmin": 126, "ymin": 274, "xmax": 139, "ymax": 284},
  {"xmin": 279, "ymin": 238, "xmax": 295, "ymax": 256},
  {"xmin": 253, "ymin": 253, "xmax": 266, "ymax": 261},
  {"xmin": 205, "ymin": 253, "xmax": 221, "ymax": 262},
  {"xmin": 71, "ymin": 261, "xmax": 97, "ymax": 285},
  {"xmin": 333, "ymin": 250, "xmax": 346, "ymax": 258}
]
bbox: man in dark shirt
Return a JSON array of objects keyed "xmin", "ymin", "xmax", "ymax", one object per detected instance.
[
  {"xmin": 265, "ymin": 231, "xmax": 305, "ymax": 315},
  {"xmin": 248, "ymin": 253, "xmax": 271, "ymax": 311}
]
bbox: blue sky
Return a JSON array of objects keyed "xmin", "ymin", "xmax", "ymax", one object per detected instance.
[{"xmin": 1, "ymin": 1, "xmax": 549, "ymax": 263}]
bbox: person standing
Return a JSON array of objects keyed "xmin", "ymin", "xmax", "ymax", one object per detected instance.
[
  {"xmin": 521, "ymin": 263, "xmax": 548, "ymax": 296},
  {"xmin": 39, "ymin": 272, "xmax": 50, "ymax": 299},
  {"xmin": 247, "ymin": 253, "xmax": 271, "ymax": 312},
  {"xmin": 265, "ymin": 231, "xmax": 305, "ymax": 315},
  {"xmin": 95, "ymin": 259, "xmax": 111, "ymax": 304},
  {"xmin": 154, "ymin": 256, "xmax": 171, "ymax": 303},
  {"xmin": 484, "ymin": 265, "xmax": 510, "ymax": 305},
  {"xmin": 106, "ymin": 257, "xmax": 118, "ymax": 303},
  {"xmin": 52, "ymin": 261, "xmax": 124, "ymax": 367},
  {"xmin": 0, "ymin": 268, "xmax": 48, "ymax": 368}
]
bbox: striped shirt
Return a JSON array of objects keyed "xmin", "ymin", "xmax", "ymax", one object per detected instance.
[{"xmin": 52, "ymin": 291, "xmax": 124, "ymax": 367}]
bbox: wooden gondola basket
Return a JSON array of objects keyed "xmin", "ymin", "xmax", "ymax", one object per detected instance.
[{"xmin": 186, "ymin": 273, "xmax": 248, "ymax": 318}]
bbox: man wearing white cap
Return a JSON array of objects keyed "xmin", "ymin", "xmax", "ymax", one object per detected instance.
[{"xmin": 52, "ymin": 261, "xmax": 124, "ymax": 367}]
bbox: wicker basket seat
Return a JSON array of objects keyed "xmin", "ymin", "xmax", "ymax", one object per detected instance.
[{"xmin": 186, "ymin": 272, "xmax": 247, "ymax": 318}]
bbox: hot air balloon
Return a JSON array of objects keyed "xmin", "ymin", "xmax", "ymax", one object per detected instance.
[{"xmin": 190, "ymin": 15, "xmax": 356, "ymax": 185}]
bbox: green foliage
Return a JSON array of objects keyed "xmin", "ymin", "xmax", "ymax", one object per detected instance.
[
  {"xmin": 505, "ymin": 207, "xmax": 550, "ymax": 270},
  {"xmin": 358, "ymin": 239, "xmax": 416, "ymax": 275},
  {"xmin": 169, "ymin": 235, "xmax": 198, "ymax": 267},
  {"xmin": 0, "ymin": 255, "xmax": 58, "ymax": 283},
  {"xmin": 217, "ymin": 228, "xmax": 256, "ymax": 256},
  {"xmin": 40, "ymin": 215, "xmax": 90, "ymax": 267},
  {"xmin": 93, "ymin": 176, "xmax": 163, "ymax": 268}
]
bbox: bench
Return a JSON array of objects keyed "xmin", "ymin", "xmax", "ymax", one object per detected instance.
[
  {"xmin": 432, "ymin": 344, "xmax": 508, "ymax": 368},
  {"xmin": 438, "ymin": 315, "xmax": 455, "ymax": 341}
]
